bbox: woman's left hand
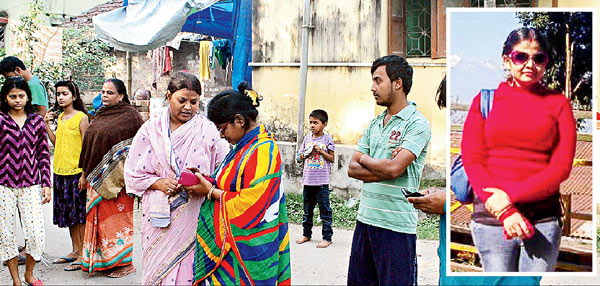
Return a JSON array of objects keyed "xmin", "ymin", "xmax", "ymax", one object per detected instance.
[
  {"xmin": 483, "ymin": 188, "xmax": 511, "ymax": 217},
  {"xmin": 42, "ymin": 187, "xmax": 51, "ymax": 204},
  {"xmin": 502, "ymin": 211, "xmax": 533, "ymax": 240}
]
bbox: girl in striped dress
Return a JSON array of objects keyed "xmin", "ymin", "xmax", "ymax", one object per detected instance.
[
  {"xmin": 43, "ymin": 80, "xmax": 90, "ymax": 271},
  {"xmin": 0, "ymin": 76, "xmax": 51, "ymax": 286}
]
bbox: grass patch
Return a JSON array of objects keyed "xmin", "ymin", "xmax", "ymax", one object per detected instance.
[
  {"xmin": 286, "ymin": 190, "xmax": 442, "ymax": 240},
  {"xmin": 286, "ymin": 192, "xmax": 359, "ymax": 229},
  {"xmin": 420, "ymin": 178, "xmax": 446, "ymax": 189},
  {"xmin": 417, "ymin": 214, "xmax": 440, "ymax": 240}
]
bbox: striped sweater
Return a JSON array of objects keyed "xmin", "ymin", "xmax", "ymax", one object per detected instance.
[{"xmin": 0, "ymin": 112, "xmax": 51, "ymax": 188}]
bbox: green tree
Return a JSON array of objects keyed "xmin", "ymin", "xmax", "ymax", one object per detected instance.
[
  {"xmin": 517, "ymin": 12, "xmax": 592, "ymax": 110},
  {"xmin": 59, "ymin": 27, "xmax": 115, "ymax": 92},
  {"xmin": 12, "ymin": 0, "xmax": 43, "ymax": 70},
  {"xmin": 7, "ymin": 0, "xmax": 115, "ymax": 93}
]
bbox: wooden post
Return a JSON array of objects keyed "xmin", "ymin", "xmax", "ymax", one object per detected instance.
[
  {"xmin": 565, "ymin": 22, "xmax": 572, "ymax": 100},
  {"xmin": 561, "ymin": 193, "xmax": 571, "ymax": 236},
  {"xmin": 126, "ymin": 51, "xmax": 133, "ymax": 98}
]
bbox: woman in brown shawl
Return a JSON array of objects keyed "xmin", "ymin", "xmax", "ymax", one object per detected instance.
[{"xmin": 78, "ymin": 78, "xmax": 143, "ymax": 278}]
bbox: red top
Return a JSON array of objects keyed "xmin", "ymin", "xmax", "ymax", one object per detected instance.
[{"xmin": 461, "ymin": 82, "xmax": 576, "ymax": 222}]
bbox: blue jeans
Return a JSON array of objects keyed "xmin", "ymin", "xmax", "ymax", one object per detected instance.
[
  {"xmin": 302, "ymin": 185, "xmax": 333, "ymax": 241},
  {"xmin": 471, "ymin": 218, "xmax": 562, "ymax": 272},
  {"xmin": 348, "ymin": 221, "xmax": 417, "ymax": 286}
]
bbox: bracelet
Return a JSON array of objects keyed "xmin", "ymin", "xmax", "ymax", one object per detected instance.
[
  {"xmin": 495, "ymin": 203, "xmax": 512, "ymax": 217},
  {"xmin": 496, "ymin": 204, "xmax": 513, "ymax": 220},
  {"xmin": 206, "ymin": 185, "xmax": 216, "ymax": 201}
]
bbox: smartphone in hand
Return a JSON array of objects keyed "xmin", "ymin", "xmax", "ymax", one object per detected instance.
[
  {"xmin": 404, "ymin": 192, "xmax": 424, "ymax": 198},
  {"xmin": 178, "ymin": 171, "xmax": 215, "ymax": 186}
]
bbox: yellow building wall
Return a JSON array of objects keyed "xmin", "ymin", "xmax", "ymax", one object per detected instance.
[
  {"xmin": 254, "ymin": 66, "xmax": 373, "ymax": 144},
  {"xmin": 252, "ymin": 0, "xmax": 446, "ymax": 168},
  {"xmin": 538, "ymin": 0, "xmax": 599, "ymax": 7},
  {"xmin": 254, "ymin": 63, "xmax": 446, "ymax": 168}
]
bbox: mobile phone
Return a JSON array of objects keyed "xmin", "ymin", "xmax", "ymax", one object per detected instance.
[
  {"xmin": 178, "ymin": 171, "xmax": 200, "ymax": 186},
  {"xmin": 178, "ymin": 171, "xmax": 216, "ymax": 186},
  {"xmin": 404, "ymin": 191, "xmax": 424, "ymax": 198}
]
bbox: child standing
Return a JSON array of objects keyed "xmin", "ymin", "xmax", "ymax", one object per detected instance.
[
  {"xmin": 295, "ymin": 109, "xmax": 335, "ymax": 248},
  {"xmin": 43, "ymin": 80, "xmax": 90, "ymax": 271},
  {"xmin": 0, "ymin": 76, "xmax": 51, "ymax": 286}
]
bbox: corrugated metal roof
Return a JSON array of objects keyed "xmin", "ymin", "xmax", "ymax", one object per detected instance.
[{"xmin": 62, "ymin": 0, "xmax": 124, "ymax": 27}]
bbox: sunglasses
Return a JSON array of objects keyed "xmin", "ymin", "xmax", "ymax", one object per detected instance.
[
  {"xmin": 217, "ymin": 122, "xmax": 229, "ymax": 134},
  {"xmin": 508, "ymin": 51, "xmax": 548, "ymax": 66}
]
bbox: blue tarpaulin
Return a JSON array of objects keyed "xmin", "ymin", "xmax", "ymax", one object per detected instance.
[
  {"xmin": 231, "ymin": 0, "xmax": 252, "ymax": 88},
  {"xmin": 101, "ymin": 0, "xmax": 251, "ymax": 87},
  {"xmin": 182, "ymin": 1, "xmax": 234, "ymax": 40}
]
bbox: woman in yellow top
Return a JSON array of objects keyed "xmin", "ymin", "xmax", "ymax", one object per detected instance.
[{"xmin": 43, "ymin": 80, "xmax": 90, "ymax": 271}]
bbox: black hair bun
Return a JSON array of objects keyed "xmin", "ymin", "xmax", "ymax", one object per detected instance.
[{"xmin": 237, "ymin": 81, "xmax": 250, "ymax": 94}]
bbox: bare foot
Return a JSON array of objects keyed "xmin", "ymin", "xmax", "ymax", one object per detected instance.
[
  {"xmin": 295, "ymin": 236, "xmax": 310, "ymax": 244},
  {"xmin": 316, "ymin": 240, "xmax": 332, "ymax": 248},
  {"xmin": 107, "ymin": 265, "xmax": 136, "ymax": 278}
]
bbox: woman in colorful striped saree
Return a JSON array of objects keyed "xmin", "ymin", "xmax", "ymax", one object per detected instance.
[
  {"xmin": 124, "ymin": 72, "xmax": 229, "ymax": 285},
  {"xmin": 78, "ymin": 78, "xmax": 143, "ymax": 278},
  {"xmin": 186, "ymin": 83, "xmax": 291, "ymax": 285}
]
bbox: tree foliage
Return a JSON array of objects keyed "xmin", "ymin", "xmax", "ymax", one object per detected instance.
[
  {"xmin": 6, "ymin": 0, "xmax": 115, "ymax": 93},
  {"xmin": 12, "ymin": 0, "xmax": 42, "ymax": 70},
  {"xmin": 517, "ymin": 12, "xmax": 592, "ymax": 109},
  {"xmin": 58, "ymin": 27, "xmax": 116, "ymax": 92}
]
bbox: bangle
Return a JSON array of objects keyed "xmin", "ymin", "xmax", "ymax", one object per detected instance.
[{"xmin": 207, "ymin": 185, "xmax": 216, "ymax": 201}]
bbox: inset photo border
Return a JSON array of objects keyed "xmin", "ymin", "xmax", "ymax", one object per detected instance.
[{"xmin": 446, "ymin": 7, "xmax": 596, "ymax": 276}]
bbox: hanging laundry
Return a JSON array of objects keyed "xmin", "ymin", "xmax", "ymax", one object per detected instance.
[
  {"xmin": 163, "ymin": 46, "xmax": 173, "ymax": 74},
  {"xmin": 198, "ymin": 41, "xmax": 211, "ymax": 82},
  {"xmin": 149, "ymin": 48, "xmax": 161, "ymax": 88},
  {"xmin": 208, "ymin": 41, "xmax": 215, "ymax": 70},
  {"xmin": 149, "ymin": 46, "xmax": 174, "ymax": 88},
  {"xmin": 212, "ymin": 39, "xmax": 232, "ymax": 69}
]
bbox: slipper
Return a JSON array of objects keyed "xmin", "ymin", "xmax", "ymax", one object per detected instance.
[
  {"xmin": 23, "ymin": 279, "xmax": 43, "ymax": 286},
  {"xmin": 52, "ymin": 256, "xmax": 76, "ymax": 264},
  {"xmin": 64, "ymin": 261, "xmax": 82, "ymax": 271},
  {"xmin": 107, "ymin": 266, "xmax": 136, "ymax": 278},
  {"xmin": 3, "ymin": 254, "xmax": 26, "ymax": 266}
]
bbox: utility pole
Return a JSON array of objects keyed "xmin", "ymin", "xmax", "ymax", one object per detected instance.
[{"xmin": 297, "ymin": 0, "xmax": 313, "ymax": 151}]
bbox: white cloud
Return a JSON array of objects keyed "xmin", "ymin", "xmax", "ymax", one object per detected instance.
[{"xmin": 448, "ymin": 54, "xmax": 461, "ymax": 68}]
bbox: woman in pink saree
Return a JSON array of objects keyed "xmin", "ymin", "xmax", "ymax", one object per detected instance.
[{"xmin": 124, "ymin": 72, "xmax": 229, "ymax": 285}]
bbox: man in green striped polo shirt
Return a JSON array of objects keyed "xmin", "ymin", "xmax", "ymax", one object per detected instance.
[{"xmin": 347, "ymin": 55, "xmax": 431, "ymax": 286}]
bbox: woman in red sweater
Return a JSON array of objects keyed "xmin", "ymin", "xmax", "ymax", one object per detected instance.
[{"xmin": 461, "ymin": 27, "xmax": 576, "ymax": 272}]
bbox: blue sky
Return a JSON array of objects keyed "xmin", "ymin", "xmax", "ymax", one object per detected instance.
[{"xmin": 449, "ymin": 11, "xmax": 521, "ymax": 104}]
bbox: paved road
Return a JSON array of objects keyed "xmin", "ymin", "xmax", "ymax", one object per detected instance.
[{"xmin": 1, "ymin": 202, "xmax": 597, "ymax": 285}]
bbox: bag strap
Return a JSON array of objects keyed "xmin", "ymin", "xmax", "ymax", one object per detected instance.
[{"xmin": 480, "ymin": 89, "xmax": 495, "ymax": 119}]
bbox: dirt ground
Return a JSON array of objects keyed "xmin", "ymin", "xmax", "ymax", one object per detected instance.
[{"xmin": 0, "ymin": 203, "xmax": 597, "ymax": 285}]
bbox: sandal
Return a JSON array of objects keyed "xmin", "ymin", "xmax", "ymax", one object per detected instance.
[
  {"xmin": 23, "ymin": 278, "xmax": 43, "ymax": 286},
  {"xmin": 3, "ymin": 254, "xmax": 26, "ymax": 266},
  {"xmin": 52, "ymin": 255, "xmax": 77, "ymax": 264},
  {"xmin": 107, "ymin": 266, "xmax": 136, "ymax": 278},
  {"xmin": 64, "ymin": 261, "xmax": 82, "ymax": 271}
]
